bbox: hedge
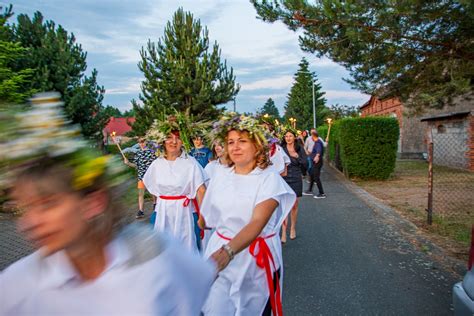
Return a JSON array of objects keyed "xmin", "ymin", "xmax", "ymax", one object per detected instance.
[{"xmin": 338, "ymin": 117, "xmax": 399, "ymax": 180}]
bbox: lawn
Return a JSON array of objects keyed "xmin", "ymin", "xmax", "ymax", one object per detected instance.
[{"xmin": 353, "ymin": 159, "xmax": 473, "ymax": 260}]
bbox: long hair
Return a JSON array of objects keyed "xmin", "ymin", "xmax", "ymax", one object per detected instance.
[{"xmin": 281, "ymin": 130, "xmax": 303, "ymax": 153}]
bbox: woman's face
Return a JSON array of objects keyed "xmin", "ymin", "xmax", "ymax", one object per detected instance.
[
  {"xmin": 285, "ymin": 132, "xmax": 296, "ymax": 145},
  {"xmin": 227, "ymin": 130, "xmax": 257, "ymax": 167},
  {"xmin": 213, "ymin": 142, "xmax": 224, "ymax": 158},
  {"xmin": 164, "ymin": 133, "xmax": 183, "ymax": 156},
  {"xmin": 12, "ymin": 179, "xmax": 87, "ymax": 256}
]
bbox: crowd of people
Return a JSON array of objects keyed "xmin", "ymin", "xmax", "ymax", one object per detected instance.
[{"xmin": 0, "ymin": 93, "xmax": 328, "ymax": 316}]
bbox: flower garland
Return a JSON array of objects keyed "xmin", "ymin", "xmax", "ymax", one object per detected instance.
[
  {"xmin": 0, "ymin": 92, "xmax": 128, "ymax": 191},
  {"xmin": 209, "ymin": 112, "xmax": 274, "ymax": 148},
  {"xmin": 145, "ymin": 109, "xmax": 210, "ymax": 155}
]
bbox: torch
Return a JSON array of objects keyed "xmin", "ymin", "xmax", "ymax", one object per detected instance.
[
  {"xmin": 111, "ymin": 131, "xmax": 126, "ymax": 159},
  {"xmin": 326, "ymin": 118, "xmax": 333, "ymax": 143}
]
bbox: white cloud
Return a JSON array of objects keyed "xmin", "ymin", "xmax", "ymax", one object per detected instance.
[
  {"xmin": 241, "ymin": 75, "xmax": 294, "ymax": 91},
  {"xmin": 106, "ymin": 78, "xmax": 142, "ymax": 95},
  {"xmin": 325, "ymin": 90, "xmax": 369, "ymax": 100}
]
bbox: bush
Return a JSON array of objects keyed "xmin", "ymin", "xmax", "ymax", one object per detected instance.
[
  {"xmin": 317, "ymin": 125, "xmax": 328, "ymax": 140},
  {"xmin": 338, "ymin": 117, "xmax": 399, "ymax": 180},
  {"xmin": 325, "ymin": 120, "xmax": 342, "ymax": 169}
]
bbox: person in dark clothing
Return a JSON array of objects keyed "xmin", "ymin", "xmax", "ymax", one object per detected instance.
[
  {"xmin": 281, "ymin": 130, "xmax": 308, "ymax": 242},
  {"xmin": 303, "ymin": 131, "xmax": 326, "ymax": 199}
]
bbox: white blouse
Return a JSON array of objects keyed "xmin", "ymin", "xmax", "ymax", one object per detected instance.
[{"xmin": 0, "ymin": 225, "xmax": 215, "ymax": 316}]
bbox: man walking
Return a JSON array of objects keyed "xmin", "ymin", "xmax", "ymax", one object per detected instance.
[{"xmin": 303, "ymin": 131, "xmax": 326, "ymax": 199}]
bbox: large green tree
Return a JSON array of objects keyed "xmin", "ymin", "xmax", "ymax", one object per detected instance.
[
  {"xmin": 252, "ymin": 0, "xmax": 474, "ymax": 112},
  {"xmin": 12, "ymin": 11, "xmax": 106, "ymax": 140},
  {"xmin": 131, "ymin": 8, "xmax": 240, "ymax": 135},
  {"xmin": 285, "ymin": 58, "xmax": 327, "ymax": 130},
  {"xmin": 0, "ymin": 5, "xmax": 35, "ymax": 105},
  {"xmin": 257, "ymin": 97, "xmax": 281, "ymax": 120}
]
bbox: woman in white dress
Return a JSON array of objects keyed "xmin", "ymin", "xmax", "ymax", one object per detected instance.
[
  {"xmin": 201, "ymin": 113, "xmax": 296, "ymax": 316},
  {"xmin": 204, "ymin": 140, "xmax": 227, "ymax": 181},
  {"xmin": 0, "ymin": 94, "xmax": 214, "ymax": 316},
  {"xmin": 143, "ymin": 118, "xmax": 207, "ymax": 251}
]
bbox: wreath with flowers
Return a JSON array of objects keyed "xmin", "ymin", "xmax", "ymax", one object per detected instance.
[
  {"xmin": 145, "ymin": 109, "xmax": 210, "ymax": 155},
  {"xmin": 209, "ymin": 112, "xmax": 277, "ymax": 150},
  {"xmin": 0, "ymin": 92, "xmax": 129, "ymax": 191}
]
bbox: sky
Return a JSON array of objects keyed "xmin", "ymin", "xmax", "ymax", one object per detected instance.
[{"xmin": 8, "ymin": 0, "xmax": 369, "ymax": 115}]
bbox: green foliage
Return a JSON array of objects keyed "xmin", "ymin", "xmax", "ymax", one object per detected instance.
[
  {"xmin": 338, "ymin": 117, "xmax": 399, "ymax": 180},
  {"xmin": 316, "ymin": 125, "xmax": 328, "ymax": 140},
  {"xmin": 257, "ymin": 97, "xmax": 280, "ymax": 120},
  {"xmin": 329, "ymin": 104, "xmax": 359, "ymax": 120},
  {"xmin": 103, "ymin": 105, "xmax": 123, "ymax": 118},
  {"xmin": 11, "ymin": 10, "xmax": 106, "ymax": 141},
  {"xmin": 252, "ymin": 0, "xmax": 474, "ymax": 112},
  {"xmin": 66, "ymin": 69, "xmax": 108, "ymax": 141},
  {"xmin": 132, "ymin": 8, "xmax": 240, "ymax": 136},
  {"xmin": 284, "ymin": 57, "xmax": 327, "ymax": 130},
  {"xmin": 0, "ymin": 5, "xmax": 35, "ymax": 104},
  {"xmin": 326, "ymin": 120, "xmax": 341, "ymax": 167}
]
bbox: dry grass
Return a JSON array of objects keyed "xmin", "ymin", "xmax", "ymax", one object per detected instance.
[{"xmin": 354, "ymin": 160, "xmax": 473, "ymax": 261}]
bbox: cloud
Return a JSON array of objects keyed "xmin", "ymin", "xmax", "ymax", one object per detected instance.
[
  {"xmin": 241, "ymin": 75, "xmax": 294, "ymax": 91},
  {"xmin": 325, "ymin": 90, "xmax": 369, "ymax": 100},
  {"xmin": 106, "ymin": 77, "xmax": 142, "ymax": 95}
]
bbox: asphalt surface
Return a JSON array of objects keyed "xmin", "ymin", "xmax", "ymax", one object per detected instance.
[
  {"xmin": 0, "ymin": 166, "xmax": 461, "ymax": 315},
  {"xmin": 282, "ymin": 166, "xmax": 459, "ymax": 315}
]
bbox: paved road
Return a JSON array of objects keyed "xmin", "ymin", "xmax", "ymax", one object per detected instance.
[
  {"xmin": 0, "ymin": 167, "xmax": 461, "ymax": 315},
  {"xmin": 282, "ymin": 166, "xmax": 459, "ymax": 315}
]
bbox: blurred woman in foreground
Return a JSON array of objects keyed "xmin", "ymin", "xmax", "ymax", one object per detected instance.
[{"xmin": 0, "ymin": 93, "xmax": 213, "ymax": 316}]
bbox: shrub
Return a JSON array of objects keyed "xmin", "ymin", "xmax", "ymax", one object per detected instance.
[
  {"xmin": 316, "ymin": 125, "xmax": 328, "ymax": 140},
  {"xmin": 338, "ymin": 117, "xmax": 399, "ymax": 179}
]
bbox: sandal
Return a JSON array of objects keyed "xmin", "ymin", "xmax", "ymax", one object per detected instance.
[{"xmin": 290, "ymin": 230, "xmax": 296, "ymax": 240}]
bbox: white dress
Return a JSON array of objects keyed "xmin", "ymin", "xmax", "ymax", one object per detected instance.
[
  {"xmin": 201, "ymin": 166, "xmax": 296, "ymax": 315},
  {"xmin": 143, "ymin": 152, "xmax": 207, "ymax": 251},
  {"xmin": 267, "ymin": 144, "xmax": 290, "ymax": 174},
  {"xmin": 0, "ymin": 225, "xmax": 215, "ymax": 316}
]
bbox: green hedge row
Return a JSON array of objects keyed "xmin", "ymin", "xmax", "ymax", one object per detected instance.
[{"xmin": 326, "ymin": 117, "xmax": 399, "ymax": 180}]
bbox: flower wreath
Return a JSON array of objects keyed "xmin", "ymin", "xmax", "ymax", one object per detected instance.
[
  {"xmin": 209, "ymin": 112, "xmax": 276, "ymax": 151},
  {"xmin": 144, "ymin": 109, "xmax": 210, "ymax": 156},
  {"xmin": 0, "ymin": 92, "xmax": 128, "ymax": 191}
]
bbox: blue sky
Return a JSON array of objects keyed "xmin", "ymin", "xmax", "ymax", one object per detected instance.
[{"xmin": 9, "ymin": 0, "xmax": 369, "ymax": 115}]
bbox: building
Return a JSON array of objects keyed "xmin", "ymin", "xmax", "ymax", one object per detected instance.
[
  {"xmin": 421, "ymin": 111, "xmax": 474, "ymax": 171},
  {"xmin": 360, "ymin": 94, "xmax": 473, "ymax": 168},
  {"xmin": 102, "ymin": 117, "xmax": 135, "ymax": 145}
]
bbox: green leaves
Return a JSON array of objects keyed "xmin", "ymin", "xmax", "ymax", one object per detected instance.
[
  {"xmin": 252, "ymin": 0, "xmax": 474, "ymax": 111},
  {"xmin": 132, "ymin": 8, "xmax": 240, "ymax": 136}
]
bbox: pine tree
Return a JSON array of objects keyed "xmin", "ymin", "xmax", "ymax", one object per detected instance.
[
  {"xmin": 12, "ymin": 10, "xmax": 107, "ymax": 141},
  {"xmin": 0, "ymin": 5, "xmax": 35, "ymax": 105},
  {"xmin": 284, "ymin": 58, "xmax": 327, "ymax": 130},
  {"xmin": 131, "ymin": 8, "xmax": 240, "ymax": 135},
  {"xmin": 257, "ymin": 98, "xmax": 280, "ymax": 120}
]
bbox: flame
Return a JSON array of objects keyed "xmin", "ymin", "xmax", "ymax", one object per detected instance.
[{"xmin": 111, "ymin": 131, "xmax": 116, "ymax": 137}]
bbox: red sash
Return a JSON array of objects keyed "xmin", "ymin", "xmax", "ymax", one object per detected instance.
[
  {"xmin": 159, "ymin": 195, "xmax": 203, "ymax": 239},
  {"xmin": 217, "ymin": 231, "xmax": 283, "ymax": 316}
]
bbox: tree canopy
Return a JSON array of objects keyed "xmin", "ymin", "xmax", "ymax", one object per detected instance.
[
  {"xmin": 0, "ymin": 5, "xmax": 35, "ymax": 105},
  {"xmin": 285, "ymin": 57, "xmax": 327, "ymax": 130},
  {"xmin": 257, "ymin": 97, "xmax": 281, "ymax": 120},
  {"xmin": 131, "ymin": 8, "xmax": 240, "ymax": 135},
  {"xmin": 252, "ymin": 0, "xmax": 474, "ymax": 112},
  {"xmin": 8, "ymin": 9, "xmax": 107, "ymax": 141}
]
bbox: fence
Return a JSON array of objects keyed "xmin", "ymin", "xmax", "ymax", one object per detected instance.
[{"xmin": 427, "ymin": 132, "xmax": 474, "ymax": 225}]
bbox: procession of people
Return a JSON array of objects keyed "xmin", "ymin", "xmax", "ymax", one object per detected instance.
[{"xmin": 0, "ymin": 93, "xmax": 329, "ymax": 316}]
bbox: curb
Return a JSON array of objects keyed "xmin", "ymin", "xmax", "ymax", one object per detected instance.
[{"xmin": 326, "ymin": 163, "xmax": 467, "ymax": 277}]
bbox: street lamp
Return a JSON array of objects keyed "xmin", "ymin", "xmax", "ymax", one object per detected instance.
[{"xmin": 312, "ymin": 81, "xmax": 316, "ymax": 129}]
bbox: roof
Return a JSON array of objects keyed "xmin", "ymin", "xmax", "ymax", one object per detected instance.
[
  {"xmin": 103, "ymin": 117, "xmax": 135, "ymax": 135},
  {"xmin": 420, "ymin": 111, "xmax": 471, "ymax": 122}
]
